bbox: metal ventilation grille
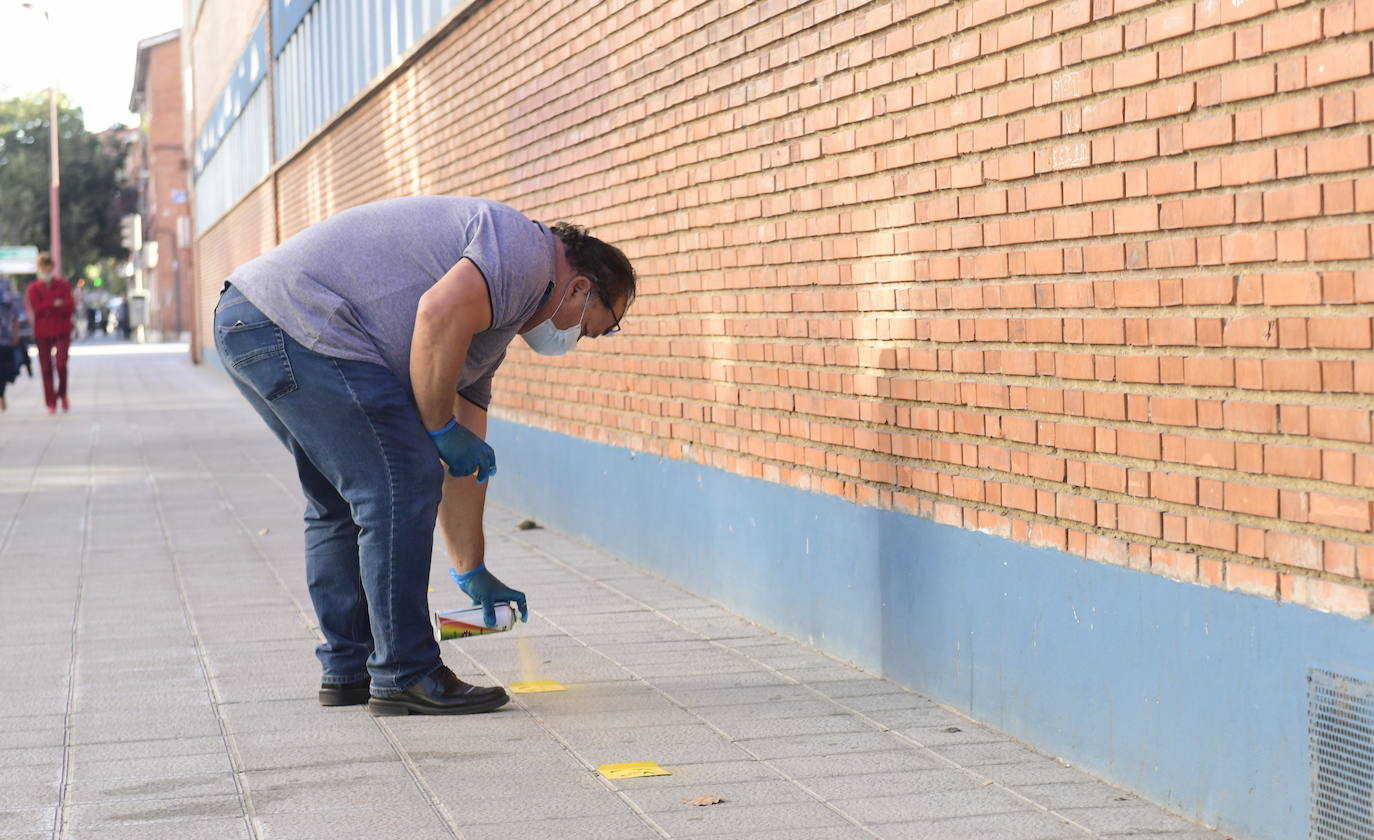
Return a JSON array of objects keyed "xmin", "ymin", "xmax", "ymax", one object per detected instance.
[{"xmin": 1310, "ymin": 668, "xmax": 1374, "ymax": 840}]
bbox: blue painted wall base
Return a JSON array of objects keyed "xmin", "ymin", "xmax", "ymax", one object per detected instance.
[{"xmin": 488, "ymin": 418, "xmax": 1373, "ymax": 840}]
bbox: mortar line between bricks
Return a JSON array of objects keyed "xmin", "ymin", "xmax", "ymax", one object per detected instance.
[
  {"xmin": 52, "ymin": 424, "xmax": 93, "ymax": 840},
  {"xmin": 185, "ymin": 432, "xmax": 472, "ymax": 840},
  {"xmin": 509, "ymin": 527, "xmax": 1107, "ymax": 836},
  {"xmin": 450, "ymin": 647, "xmax": 674, "ymax": 839},
  {"xmin": 140, "ymin": 418, "xmax": 262, "ymax": 840}
]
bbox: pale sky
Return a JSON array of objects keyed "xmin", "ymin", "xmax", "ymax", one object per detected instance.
[{"xmin": 0, "ymin": 0, "xmax": 185, "ymax": 131}]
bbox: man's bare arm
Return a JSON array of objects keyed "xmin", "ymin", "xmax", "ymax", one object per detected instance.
[
  {"xmin": 410, "ymin": 258, "xmax": 492, "ymax": 430},
  {"xmin": 438, "ymin": 395, "xmax": 489, "ymax": 574}
]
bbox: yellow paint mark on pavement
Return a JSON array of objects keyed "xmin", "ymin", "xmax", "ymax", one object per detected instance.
[
  {"xmin": 598, "ymin": 762, "xmax": 671, "ymax": 779},
  {"xmin": 510, "ymin": 680, "xmax": 566, "ymax": 693}
]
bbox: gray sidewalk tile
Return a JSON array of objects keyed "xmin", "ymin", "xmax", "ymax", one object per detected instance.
[
  {"xmin": 0, "ymin": 713, "xmax": 69, "ymax": 732},
  {"xmin": 251, "ymin": 805, "xmax": 455, "ymax": 840},
  {"xmin": 735, "ymin": 731, "xmax": 909, "ymax": 760},
  {"xmin": 733, "ymin": 828, "xmax": 874, "ymax": 840},
  {"xmin": 62, "ymin": 793, "xmax": 244, "ymax": 829},
  {"xmin": 710, "ymin": 713, "xmax": 879, "ymax": 740},
  {"xmin": 67, "ymin": 753, "xmax": 234, "ymax": 783},
  {"xmin": 1057, "ymin": 803, "xmax": 1208, "ymax": 834},
  {"xmin": 798, "ymin": 768, "xmax": 987, "ymax": 801},
  {"xmin": 64, "ymin": 773, "xmax": 240, "ymax": 805},
  {"xmin": 619, "ymin": 777, "xmax": 816, "ymax": 812},
  {"xmin": 3, "ymin": 782, "xmax": 63, "ymax": 810},
  {"xmin": 900, "ymin": 723, "xmax": 1016, "ymax": 748},
  {"xmin": 65, "ymin": 816, "xmax": 251, "ymax": 839},
  {"xmin": 0, "ymin": 808, "xmax": 54, "ymax": 835},
  {"xmin": 0, "ymin": 809, "xmax": 56, "ymax": 836},
  {"xmin": 248, "ymin": 776, "xmax": 432, "ymax": 815},
  {"xmin": 648, "ymin": 800, "xmax": 853, "ymax": 836},
  {"xmin": 1014, "ymin": 781, "xmax": 1140, "ymax": 810},
  {"xmin": 460, "ymin": 813, "xmax": 662, "ymax": 840},
  {"xmin": 833, "ymin": 787, "xmax": 1035, "ymax": 823},
  {"xmin": 68, "ymin": 736, "xmax": 227, "ymax": 763},
  {"xmin": 234, "ymin": 740, "xmax": 397, "ymax": 771},
  {"xmin": 0, "ymin": 348, "xmax": 1227, "ymax": 840},
  {"xmin": 0, "ymin": 746, "xmax": 64, "ymax": 767},
  {"xmin": 769, "ymin": 749, "xmax": 949, "ymax": 779},
  {"xmin": 873, "ymin": 810, "xmax": 1084, "ymax": 840},
  {"xmin": 978, "ymin": 760, "xmax": 1099, "ymax": 787},
  {"xmin": 448, "ymin": 791, "xmax": 638, "ymax": 824},
  {"xmin": 0, "ymin": 729, "xmax": 64, "ymax": 750},
  {"xmin": 926, "ymin": 740, "xmax": 1046, "ymax": 766}
]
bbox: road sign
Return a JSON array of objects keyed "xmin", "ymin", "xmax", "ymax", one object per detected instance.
[{"xmin": 0, "ymin": 246, "xmax": 38, "ymax": 274}]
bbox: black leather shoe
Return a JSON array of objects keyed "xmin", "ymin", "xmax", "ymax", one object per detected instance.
[
  {"xmin": 367, "ymin": 666, "xmax": 509, "ymax": 716},
  {"xmin": 318, "ymin": 677, "xmax": 371, "ymax": 707}
]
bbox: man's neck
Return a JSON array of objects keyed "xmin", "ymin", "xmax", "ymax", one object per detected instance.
[{"xmin": 519, "ymin": 240, "xmax": 574, "ymax": 333}]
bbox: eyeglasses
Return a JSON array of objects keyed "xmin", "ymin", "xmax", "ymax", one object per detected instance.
[
  {"xmin": 588, "ymin": 278, "xmax": 622, "ymax": 337},
  {"xmin": 601, "ymin": 299, "xmax": 623, "ymax": 337}
]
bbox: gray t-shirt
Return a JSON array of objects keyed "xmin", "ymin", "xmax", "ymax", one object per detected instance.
[{"xmin": 228, "ymin": 196, "xmax": 555, "ymax": 409}]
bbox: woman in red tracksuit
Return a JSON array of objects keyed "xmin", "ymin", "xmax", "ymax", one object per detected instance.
[{"xmin": 25, "ymin": 251, "xmax": 74, "ymax": 414}]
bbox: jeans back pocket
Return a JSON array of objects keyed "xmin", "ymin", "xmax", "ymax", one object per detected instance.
[{"xmin": 216, "ymin": 320, "xmax": 298, "ymax": 402}]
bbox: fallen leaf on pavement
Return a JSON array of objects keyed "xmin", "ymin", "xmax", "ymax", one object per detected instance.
[{"xmin": 683, "ymin": 795, "xmax": 724, "ymax": 806}]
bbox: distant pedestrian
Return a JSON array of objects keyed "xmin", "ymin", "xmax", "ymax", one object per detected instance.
[
  {"xmin": 14, "ymin": 309, "xmax": 33, "ymax": 378},
  {"xmin": 25, "ymin": 252, "xmax": 74, "ymax": 414},
  {"xmin": 0, "ymin": 280, "xmax": 20, "ymax": 411}
]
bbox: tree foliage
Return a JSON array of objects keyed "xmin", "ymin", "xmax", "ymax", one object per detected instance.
[{"xmin": 0, "ymin": 95, "xmax": 134, "ymax": 277}]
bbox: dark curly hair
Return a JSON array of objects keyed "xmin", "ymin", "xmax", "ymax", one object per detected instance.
[{"xmin": 550, "ymin": 222, "xmax": 636, "ymax": 312}]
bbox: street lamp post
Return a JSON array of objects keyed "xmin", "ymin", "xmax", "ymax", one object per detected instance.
[{"xmin": 20, "ymin": 1, "xmax": 61, "ymax": 278}]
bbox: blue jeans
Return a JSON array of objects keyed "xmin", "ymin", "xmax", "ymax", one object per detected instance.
[{"xmin": 214, "ymin": 285, "xmax": 443, "ymax": 695}]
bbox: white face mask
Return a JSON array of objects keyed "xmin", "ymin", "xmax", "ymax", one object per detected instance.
[
  {"xmin": 520, "ymin": 283, "xmax": 590, "ymax": 356},
  {"xmin": 37, "ymin": 270, "xmax": 53, "ymax": 281}
]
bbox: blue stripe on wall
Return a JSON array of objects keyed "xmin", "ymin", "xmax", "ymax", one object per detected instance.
[{"xmin": 487, "ymin": 416, "xmax": 1374, "ymax": 840}]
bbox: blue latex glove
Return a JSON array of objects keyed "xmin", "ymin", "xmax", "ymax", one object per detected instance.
[
  {"xmin": 450, "ymin": 564, "xmax": 528, "ymax": 627},
  {"xmin": 428, "ymin": 418, "xmax": 497, "ymax": 483}
]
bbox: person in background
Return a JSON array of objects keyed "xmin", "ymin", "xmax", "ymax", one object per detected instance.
[
  {"xmin": 84, "ymin": 296, "xmax": 98, "ymax": 339},
  {"xmin": 0, "ymin": 279, "xmax": 20, "ymax": 411},
  {"xmin": 25, "ymin": 251, "xmax": 74, "ymax": 414},
  {"xmin": 14, "ymin": 308, "xmax": 33, "ymax": 379}
]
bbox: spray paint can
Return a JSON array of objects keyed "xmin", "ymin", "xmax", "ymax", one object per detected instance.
[{"xmin": 431, "ymin": 602, "xmax": 517, "ymax": 640}]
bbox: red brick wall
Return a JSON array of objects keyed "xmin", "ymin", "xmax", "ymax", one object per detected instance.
[
  {"xmin": 195, "ymin": 0, "xmax": 1374, "ymax": 618},
  {"xmin": 143, "ymin": 38, "xmax": 195, "ymax": 339}
]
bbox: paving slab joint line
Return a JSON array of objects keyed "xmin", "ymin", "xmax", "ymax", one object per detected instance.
[
  {"xmin": 144, "ymin": 427, "xmax": 261, "ymax": 840},
  {"xmin": 371, "ymin": 718, "xmax": 469, "ymax": 840},
  {"xmin": 52, "ymin": 429, "xmax": 91, "ymax": 840},
  {"xmin": 454, "ymin": 647, "xmax": 674, "ymax": 839},
  {"xmin": 509, "ymin": 526, "xmax": 1103, "ymax": 837}
]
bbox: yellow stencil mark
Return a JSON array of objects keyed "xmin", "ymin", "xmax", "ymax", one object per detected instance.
[
  {"xmin": 509, "ymin": 680, "xmax": 566, "ymax": 693},
  {"xmin": 598, "ymin": 761, "xmax": 671, "ymax": 779}
]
